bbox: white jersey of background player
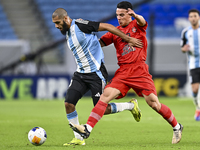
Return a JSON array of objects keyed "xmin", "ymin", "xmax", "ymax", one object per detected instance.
[{"xmin": 180, "ymin": 9, "xmax": 200, "ymax": 121}]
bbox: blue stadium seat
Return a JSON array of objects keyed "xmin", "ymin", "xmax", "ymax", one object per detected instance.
[
  {"xmin": 164, "ymin": 4, "xmax": 178, "ymax": 13},
  {"xmin": 0, "ymin": 4, "xmax": 17, "ymax": 39},
  {"xmin": 177, "ymin": 4, "xmax": 192, "ymax": 13},
  {"xmin": 150, "ymin": 4, "xmax": 165, "ymax": 13},
  {"xmin": 34, "ymin": 0, "xmax": 200, "ymax": 39},
  {"xmin": 140, "ymin": 4, "xmax": 151, "ymax": 12}
]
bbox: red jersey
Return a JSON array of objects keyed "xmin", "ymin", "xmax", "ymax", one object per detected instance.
[{"xmin": 100, "ymin": 20, "xmax": 148, "ymax": 66}]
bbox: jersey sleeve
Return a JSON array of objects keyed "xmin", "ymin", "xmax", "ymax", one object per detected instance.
[
  {"xmin": 100, "ymin": 31, "xmax": 113, "ymax": 46},
  {"xmin": 180, "ymin": 28, "xmax": 187, "ymax": 47},
  {"xmin": 136, "ymin": 20, "xmax": 148, "ymax": 32},
  {"xmin": 75, "ymin": 19, "xmax": 100, "ymax": 33}
]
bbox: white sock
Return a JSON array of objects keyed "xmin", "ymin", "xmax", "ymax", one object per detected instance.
[
  {"xmin": 86, "ymin": 124, "xmax": 93, "ymax": 132},
  {"xmin": 193, "ymin": 97, "xmax": 200, "ymax": 110},
  {"xmin": 173, "ymin": 123, "xmax": 180, "ymax": 130},
  {"xmin": 67, "ymin": 110, "xmax": 83, "ymax": 141},
  {"xmin": 109, "ymin": 102, "xmax": 134, "ymax": 113}
]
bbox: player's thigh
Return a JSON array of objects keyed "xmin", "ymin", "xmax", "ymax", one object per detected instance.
[
  {"xmin": 91, "ymin": 86, "xmax": 120, "ymax": 105},
  {"xmin": 90, "ymin": 64, "xmax": 108, "ymax": 106},
  {"xmin": 190, "ymin": 68, "xmax": 200, "ymax": 84},
  {"xmin": 100, "ymin": 87, "xmax": 121, "ymax": 103},
  {"xmin": 89, "ymin": 77, "xmax": 105, "ymax": 106},
  {"xmin": 65, "ymin": 79, "xmax": 88, "ymax": 105}
]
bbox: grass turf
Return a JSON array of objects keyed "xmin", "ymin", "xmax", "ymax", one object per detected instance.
[{"xmin": 0, "ymin": 96, "xmax": 200, "ymax": 150}]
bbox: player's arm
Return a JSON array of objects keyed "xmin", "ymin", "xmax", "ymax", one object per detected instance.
[
  {"xmin": 76, "ymin": 19, "xmax": 142, "ymax": 48},
  {"xmin": 75, "ymin": 19, "xmax": 99, "ymax": 33},
  {"xmin": 180, "ymin": 29, "xmax": 190, "ymax": 53},
  {"xmin": 127, "ymin": 8, "xmax": 146, "ymax": 26},
  {"xmin": 181, "ymin": 44, "xmax": 190, "ymax": 53},
  {"xmin": 98, "ymin": 23, "xmax": 143, "ymax": 48}
]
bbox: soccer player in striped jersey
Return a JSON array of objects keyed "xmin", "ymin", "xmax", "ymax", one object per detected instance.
[
  {"xmin": 180, "ymin": 9, "xmax": 200, "ymax": 121},
  {"xmin": 70, "ymin": 1, "xmax": 183, "ymax": 144},
  {"xmin": 52, "ymin": 8, "xmax": 143, "ymax": 146}
]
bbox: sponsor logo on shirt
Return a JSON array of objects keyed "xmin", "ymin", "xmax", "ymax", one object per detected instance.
[{"xmin": 122, "ymin": 44, "xmax": 136, "ymax": 56}]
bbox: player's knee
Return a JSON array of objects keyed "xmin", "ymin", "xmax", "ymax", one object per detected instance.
[
  {"xmin": 193, "ymin": 89, "xmax": 198, "ymax": 94},
  {"xmin": 65, "ymin": 102, "xmax": 74, "ymax": 108},
  {"xmin": 65, "ymin": 102, "xmax": 75, "ymax": 112},
  {"xmin": 65, "ymin": 89, "xmax": 81, "ymax": 106}
]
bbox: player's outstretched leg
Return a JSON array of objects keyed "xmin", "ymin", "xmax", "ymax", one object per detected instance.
[
  {"xmin": 129, "ymin": 98, "xmax": 142, "ymax": 122},
  {"xmin": 172, "ymin": 123, "xmax": 183, "ymax": 144},
  {"xmin": 69, "ymin": 122, "xmax": 90, "ymax": 139},
  {"xmin": 63, "ymin": 138, "xmax": 85, "ymax": 146}
]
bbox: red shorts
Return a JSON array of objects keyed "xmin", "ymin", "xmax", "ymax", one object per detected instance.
[{"xmin": 105, "ymin": 62, "xmax": 157, "ymax": 99}]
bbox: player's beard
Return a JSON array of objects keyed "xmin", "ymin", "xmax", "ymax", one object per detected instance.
[
  {"xmin": 61, "ymin": 21, "xmax": 69, "ymax": 35},
  {"xmin": 192, "ymin": 21, "xmax": 198, "ymax": 27}
]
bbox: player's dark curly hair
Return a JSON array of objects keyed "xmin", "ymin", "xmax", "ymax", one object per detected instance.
[
  {"xmin": 117, "ymin": 1, "xmax": 133, "ymax": 10},
  {"xmin": 188, "ymin": 9, "xmax": 200, "ymax": 15}
]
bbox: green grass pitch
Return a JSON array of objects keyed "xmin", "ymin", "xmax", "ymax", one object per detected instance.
[{"xmin": 1, "ymin": 96, "xmax": 200, "ymax": 150}]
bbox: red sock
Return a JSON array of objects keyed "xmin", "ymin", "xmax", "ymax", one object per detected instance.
[
  {"xmin": 87, "ymin": 100, "xmax": 108, "ymax": 128},
  {"xmin": 158, "ymin": 103, "xmax": 178, "ymax": 127}
]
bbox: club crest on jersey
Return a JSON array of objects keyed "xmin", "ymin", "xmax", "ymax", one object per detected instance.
[{"xmin": 132, "ymin": 27, "xmax": 137, "ymax": 33}]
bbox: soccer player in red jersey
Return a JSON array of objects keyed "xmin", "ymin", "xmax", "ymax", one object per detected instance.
[{"xmin": 70, "ymin": 1, "xmax": 183, "ymax": 144}]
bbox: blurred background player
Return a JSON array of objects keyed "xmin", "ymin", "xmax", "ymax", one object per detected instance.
[
  {"xmin": 52, "ymin": 8, "xmax": 142, "ymax": 146},
  {"xmin": 70, "ymin": 1, "xmax": 183, "ymax": 144},
  {"xmin": 180, "ymin": 9, "xmax": 200, "ymax": 121}
]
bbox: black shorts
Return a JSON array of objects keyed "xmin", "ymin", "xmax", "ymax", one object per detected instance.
[
  {"xmin": 65, "ymin": 63, "xmax": 108, "ymax": 106},
  {"xmin": 190, "ymin": 68, "xmax": 200, "ymax": 84}
]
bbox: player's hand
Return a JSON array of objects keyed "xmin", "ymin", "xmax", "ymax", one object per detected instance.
[
  {"xmin": 127, "ymin": 8, "xmax": 137, "ymax": 18},
  {"xmin": 128, "ymin": 37, "xmax": 143, "ymax": 48},
  {"xmin": 181, "ymin": 44, "xmax": 190, "ymax": 52}
]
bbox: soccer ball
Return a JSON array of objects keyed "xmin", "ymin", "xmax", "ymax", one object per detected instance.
[{"xmin": 28, "ymin": 127, "xmax": 47, "ymax": 146}]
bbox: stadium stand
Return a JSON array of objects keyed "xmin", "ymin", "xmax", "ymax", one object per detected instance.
[
  {"xmin": 0, "ymin": 4, "xmax": 17, "ymax": 39},
  {"xmin": 0, "ymin": 0, "xmax": 200, "ymax": 40},
  {"xmin": 33, "ymin": 0, "xmax": 200, "ymax": 39},
  {"xmin": 34, "ymin": 0, "xmax": 127, "ymax": 40}
]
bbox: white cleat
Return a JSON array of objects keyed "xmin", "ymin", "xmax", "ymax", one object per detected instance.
[{"xmin": 172, "ymin": 123, "xmax": 183, "ymax": 144}]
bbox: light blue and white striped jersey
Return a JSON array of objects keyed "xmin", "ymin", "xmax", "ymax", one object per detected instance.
[
  {"xmin": 180, "ymin": 26, "xmax": 200, "ymax": 69},
  {"xmin": 66, "ymin": 19, "xmax": 104, "ymax": 73}
]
